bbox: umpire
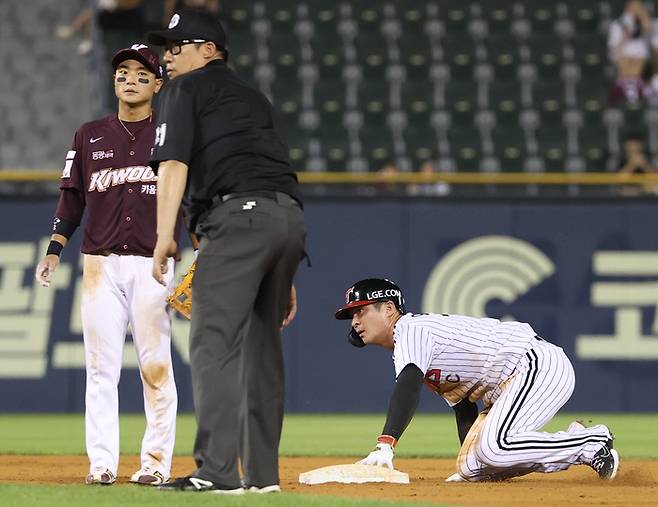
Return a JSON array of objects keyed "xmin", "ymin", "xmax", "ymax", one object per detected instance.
[{"xmin": 149, "ymin": 10, "xmax": 307, "ymax": 494}]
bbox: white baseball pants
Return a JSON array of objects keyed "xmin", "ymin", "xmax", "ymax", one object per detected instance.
[
  {"xmin": 456, "ymin": 339, "xmax": 611, "ymax": 481},
  {"xmin": 81, "ymin": 254, "xmax": 177, "ymax": 477}
]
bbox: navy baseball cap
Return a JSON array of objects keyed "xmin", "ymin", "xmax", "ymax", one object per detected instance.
[
  {"xmin": 147, "ymin": 9, "xmax": 227, "ymax": 51},
  {"xmin": 112, "ymin": 44, "xmax": 163, "ymax": 78}
]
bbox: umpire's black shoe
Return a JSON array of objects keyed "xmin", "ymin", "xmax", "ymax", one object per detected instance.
[
  {"xmin": 590, "ymin": 439, "xmax": 620, "ymax": 480},
  {"xmin": 158, "ymin": 476, "xmax": 245, "ymax": 494}
]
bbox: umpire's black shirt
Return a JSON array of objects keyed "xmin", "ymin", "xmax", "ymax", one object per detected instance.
[{"xmin": 150, "ymin": 59, "xmax": 301, "ymax": 232}]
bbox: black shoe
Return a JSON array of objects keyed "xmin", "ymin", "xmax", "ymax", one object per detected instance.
[
  {"xmin": 158, "ymin": 476, "xmax": 245, "ymax": 494},
  {"xmin": 590, "ymin": 440, "xmax": 620, "ymax": 480}
]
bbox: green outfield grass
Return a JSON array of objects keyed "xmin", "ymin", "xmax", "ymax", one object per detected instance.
[
  {"xmin": 0, "ymin": 485, "xmax": 447, "ymax": 507},
  {"xmin": 1, "ymin": 413, "xmax": 657, "ymax": 458},
  {"xmin": 1, "ymin": 413, "xmax": 656, "ymax": 507}
]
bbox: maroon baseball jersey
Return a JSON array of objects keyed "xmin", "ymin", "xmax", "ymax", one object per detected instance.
[{"xmin": 56, "ymin": 113, "xmax": 182, "ymax": 256}]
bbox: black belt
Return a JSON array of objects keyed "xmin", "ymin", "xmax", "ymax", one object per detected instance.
[{"xmin": 213, "ymin": 191, "xmax": 301, "ymax": 207}]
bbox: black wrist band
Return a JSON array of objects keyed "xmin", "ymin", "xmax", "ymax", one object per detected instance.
[{"xmin": 46, "ymin": 240, "xmax": 64, "ymax": 257}]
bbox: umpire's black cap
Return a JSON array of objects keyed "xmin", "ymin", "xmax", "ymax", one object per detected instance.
[{"xmin": 147, "ymin": 9, "xmax": 227, "ymax": 52}]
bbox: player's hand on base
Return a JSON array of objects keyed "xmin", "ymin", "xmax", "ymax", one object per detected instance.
[
  {"xmin": 35, "ymin": 255, "xmax": 60, "ymax": 288},
  {"xmin": 445, "ymin": 472, "xmax": 468, "ymax": 482},
  {"xmin": 357, "ymin": 443, "xmax": 394, "ymax": 469},
  {"xmin": 152, "ymin": 236, "xmax": 177, "ymax": 286}
]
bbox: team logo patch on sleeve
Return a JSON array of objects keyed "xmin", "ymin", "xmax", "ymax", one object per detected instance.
[
  {"xmin": 155, "ymin": 123, "xmax": 167, "ymax": 147},
  {"xmin": 61, "ymin": 150, "xmax": 76, "ymax": 179}
]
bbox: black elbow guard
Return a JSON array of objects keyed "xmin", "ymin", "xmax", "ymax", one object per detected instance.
[{"xmin": 52, "ymin": 217, "xmax": 78, "ymax": 239}]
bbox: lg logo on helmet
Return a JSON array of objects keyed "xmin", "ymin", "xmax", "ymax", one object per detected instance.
[{"xmin": 366, "ymin": 289, "xmax": 401, "ymax": 299}]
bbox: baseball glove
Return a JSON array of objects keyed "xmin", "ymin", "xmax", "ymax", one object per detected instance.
[{"xmin": 167, "ymin": 261, "xmax": 196, "ymax": 320}]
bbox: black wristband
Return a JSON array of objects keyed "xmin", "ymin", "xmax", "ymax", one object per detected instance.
[{"xmin": 46, "ymin": 240, "xmax": 64, "ymax": 257}]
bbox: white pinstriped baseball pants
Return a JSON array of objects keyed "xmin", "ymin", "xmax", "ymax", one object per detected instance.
[{"xmin": 456, "ymin": 339, "xmax": 611, "ymax": 481}]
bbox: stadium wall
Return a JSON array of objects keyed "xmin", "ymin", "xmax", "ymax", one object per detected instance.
[{"xmin": 1, "ymin": 197, "xmax": 657, "ymax": 412}]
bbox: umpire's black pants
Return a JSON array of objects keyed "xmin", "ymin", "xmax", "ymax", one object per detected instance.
[{"xmin": 190, "ymin": 192, "xmax": 306, "ymax": 488}]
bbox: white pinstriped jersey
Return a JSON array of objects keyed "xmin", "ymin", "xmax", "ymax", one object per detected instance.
[{"xmin": 392, "ymin": 313, "xmax": 536, "ymax": 407}]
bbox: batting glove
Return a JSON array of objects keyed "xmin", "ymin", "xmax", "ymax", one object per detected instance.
[{"xmin": 358, "ymin": 435, "xmax": 397, "ymax": 469}]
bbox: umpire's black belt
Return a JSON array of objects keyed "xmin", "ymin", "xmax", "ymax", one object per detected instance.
[{"xmin": 213, "ymin": 190, "xmax": 301, "ymax": 208}]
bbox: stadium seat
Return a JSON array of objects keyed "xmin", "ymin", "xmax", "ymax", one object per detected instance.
[
  {"xmin": 525, "ymin": 34, "xmax": 563, "ymax": 79},
  {"xmin": 524, "ymin": 3, "xmax": 557, "ymax": 34},
  {"xmin": 306, "ymin": 0, "xmax": 340, "ymax": 34},
  {"xmin": 398, "ymin": 32, "xmax": 434, "ymax": 81},
  {"xmin": 445, "ymin": 80, "xmax": 478, "ymax": 127},
  {"xmin": 570, "ymin": 33, "xmax": 607, "ymax": 78},
  {"xmin": 225, "ymin": 3, "xmax": 253, "ymax": 32},
  {"xmin": 580, "ymin": 126, "xmax": 609, "ymax": 171},
  {"xmin": 358, "ymin": 81, "xmax": 391, "ymax": 125},
  {"xmin": 449, "ymin": 127, "xmax": 483, "ymax": 171},
  {"xmin": 401, "ymin": 80, "xmax": 435, "ymax": 126},
  {"xmin": 271, "ymin": 82, "xmax": 301, "ymax": 129},
  {"xmin": 533, "ymin": 80, "xmax": 566, "ymax": 125},
  {"xmin": 440, "ymin": 34, "xmax": 478, "ymax": 80},
  {"xmin": 568, "ymin": 0, "xmax": 603, "ymax": 32},
  {"xmin": 320, "ymin": 125, "xmax": 350, "ymax": 171},
  {"xmin": 351, "ymin": 0, "xmax": 385, "ymax": 33},
  {"xmin": 264, "ymin": 0, "xmax": 297, "ymax": 33},
  {"xmin": 227, "ymin": 30, "xmax": 257, "ymax": 80},
  {"xmin": 479, "ymin": 0, "xmax": 514, "ymax": 34},
  {"xmin": 286, "ymin": 127, "xmax": 311, "ymax": 170},
  {"xmin": 490, "ymin": 80, "xmax": 522, "ymax": 126},
  {"xmin": 354, "ymin": 33, "xmax": 390, "ymax": 80},
  {"xmin": 403, "ymin": 125, "xmax": 438, "ymax": 170},
  {"xmin": 360, "ymin": 125, "xmax": 396, "ymax": 171},
  {"xmin": 314, "ymin": 81, "xmax": 346, "ymax": 127},
  {"xmin": 493, "ymin": 126, "xmax": 527, "ymax": 171},
  {"xmin": 438, "ymin": 0, "xmax": 470, "ymax": 34},
  {"xmin": 486, "ymin": 34, "xmax": 522, "ymax": 80},
  {"xmin": 268, "ymin": 32, "xmax": 301, "ymax": 75},
  {"xmin": 537, "ymin": 127, "xmax": 568, "ymax": 170},
  {"xmin": 577, "ymin": 80, "xmax": 607, "ymax": 125},
  {"xmin": 310, "ymin": 31, "xmax": 344, "ymax": 80},
  {"xmin": 395, "ymin": 0, "xmax": 428, "ymax": 34}
]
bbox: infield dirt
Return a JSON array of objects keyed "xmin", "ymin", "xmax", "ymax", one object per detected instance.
[{"xmin": 1, "ymin": 455, "xmax": 656, "ymax": 506}]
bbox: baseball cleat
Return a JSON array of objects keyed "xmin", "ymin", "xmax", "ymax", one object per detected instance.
[
  {"xmin": 248, "ymin": 484, "xmax": 281, "ymax": 493},
  {"xmin": 590, "ymin": 431, "xmax": 620, "ymax": 480},
  {"xmin": 590, "ymin": 445, "xmax": 620, "ymax": 480},
  {"xmin": 130, "ymin": 466, "xmax": 168, "ymax": 486},
  {"xmin": 85, "ymin": 467, "xmax": 116, "ymax": 485},
  {"xmin": 158, "ymin": 476, "xmax": 245, "ymax": 494}
]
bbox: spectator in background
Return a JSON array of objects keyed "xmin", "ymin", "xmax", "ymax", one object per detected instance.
[
  {"xmin": 55, "ymin": 6, "xmax": 94, "ymax": 55},
  {"xmin": 55, "ymin": 1, "xmax": 146, "ymax": 112},
  {"xmin": 407, "ymin": 160, "xmax": 451, "ymax": 197},
  {"xmin": 607, "ymin": 0, "xmax": 655, "ymax": 105},
  {"xmin": 617, "ymin": 132, "xmax": 658, "ymax": 195},
  {"xmin": 376, "ymin": 160, "xmax": 402, "ymax": 194},
  {"xmin": 55, "ymin": 1, "xmax": 145, "ymax": 57}
]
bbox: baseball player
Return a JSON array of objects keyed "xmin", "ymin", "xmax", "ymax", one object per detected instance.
[
  {"xmin": 335, "ymin": 278, "xmax": 621, "ymax": 482},
  {"xmin": 34, "ymin": 44, "xmax": 182, "ymax": 486}
]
